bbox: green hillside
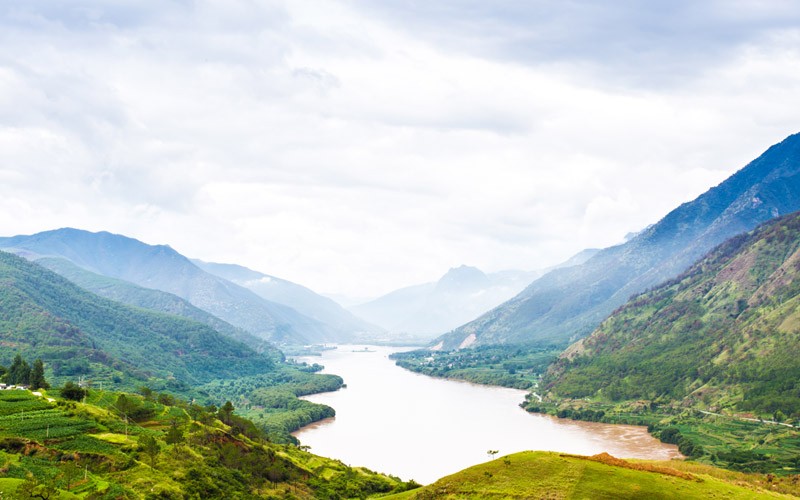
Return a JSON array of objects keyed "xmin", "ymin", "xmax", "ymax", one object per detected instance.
[
  {"xmin": 0, "ymin": 388, "xmax": 418, "ymax": 499},
  {"xmin": 531, "ymin": 212, "xmax": 800, "ymax": 473},
  {"xmin": 546, "ymin": 211, "xmax": 800, "ymax": 416},
  {"xmin": 0, "ymin": 250, "xmax": 275, "ymax": 388},
  {"xmin": 384, "ymin": 451, "xmax": 798, "ymax": 499}
]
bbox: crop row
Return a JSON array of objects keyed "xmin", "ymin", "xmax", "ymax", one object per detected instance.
[{"xmin": 0, "ymin": 410, "xmax": 95, "ymax": 439}]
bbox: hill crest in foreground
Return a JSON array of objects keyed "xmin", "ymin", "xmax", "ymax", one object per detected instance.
[{"xmin": 385, "ymin": 451, "xmax": 797, "ymax": 499}]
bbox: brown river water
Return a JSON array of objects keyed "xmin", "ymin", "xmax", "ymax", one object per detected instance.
[{"xmin": 292, "ymin": 345, "xmax": 681, "ymax": 484}]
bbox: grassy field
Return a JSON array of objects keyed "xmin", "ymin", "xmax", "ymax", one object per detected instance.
[{"xmin": 384, "ymin": 451, "xmax": 800, "ymax": 499}]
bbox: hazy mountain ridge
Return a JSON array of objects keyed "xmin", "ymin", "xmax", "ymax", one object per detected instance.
[
  {"xmin": 34, "ymin": 256, "xmax": 268, "ymax": 351},
  {"xmin": 349, "ymin": 265, "xmax": 545, "ymax": 338},
  {"xmin": 0, "ymin": 229, "xmax": 351, "ymax": 344},
  {"xmin": 437, "ymin": 132, "xmax": 800, "ymax": 349},
  {"xmin": 193, "ymin": 259, "xmax": 383, "ymax": 338},
  {"xmin": 545, "ymin": 211, "xmax": 800, "ymax": 416},
  {"xmin": 349, "ymin": 252, "xmax": 601, "ymax": 339}
]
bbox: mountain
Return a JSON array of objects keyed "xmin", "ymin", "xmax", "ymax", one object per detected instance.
[
  {"xmin": 33, "ymin": 256, "xmax": 267, "ymax": 351},
  {"xmin": 350, "ymin": 266, "xmax": 546, "ymax": 338},
  {"xmin": 438, "ymin": 132, "xmax": 800, "ymax": 349},
  {"xmin": 192, "ymin": 259, "xmax": 382, "ymax": 338},
  {"xmin": 0, "ymin": 228, "xmax": 348, "ymax": 344},
  {"xmin": 545, "ymin": 211, "xmax": 800, "ymax": 416},
  {"xmin": 0, "ymin": 250, "xmax": 276, "ymax": 387}
]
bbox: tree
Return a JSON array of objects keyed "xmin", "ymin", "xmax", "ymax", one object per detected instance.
[
  {"xmin": 164, "ymin": 420, "xmax": 185, "ymax": 445},
  {"xmin": 60, "ymin": 381, "xmax": 87, "ymax": 401},
  {"xmin": 139, "ymin": 434, "xmax": 161, "ymax": 467},
  {"xmin": 218, "ymin": 401, "xmax": 235, "ymax": 425},
  {"xmin": 30, "ymin": 359, "xmax": 50, "ymax": 390},
  {"xmin": 139, "ymin": 386, "xmax": 154, "ymax": 400},
  {"xmin": 7, "ymin": 354, "xmax": 31, "ymax": 385},
  {"xmin": 18, "ymin": 472, "xmax": 58, "ymax": 500},
  {"xmin": 60, "ymin": 460, "xmax": 82, "ymax": 491}
]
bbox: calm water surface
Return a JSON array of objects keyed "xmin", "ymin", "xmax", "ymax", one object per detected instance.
[{"xmin": 293, "ymin": 345, "xmax": 680, "ymax": 484}]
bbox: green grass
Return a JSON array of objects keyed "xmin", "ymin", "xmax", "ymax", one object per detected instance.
[{"xmin": 384, "ymin": 451, "xmax": 800, "ymax": 499}]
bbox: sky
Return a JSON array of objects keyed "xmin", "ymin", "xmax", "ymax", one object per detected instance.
[{"xmin": 1, "ymin": 1, "xmax": 800, "ymax": 300}]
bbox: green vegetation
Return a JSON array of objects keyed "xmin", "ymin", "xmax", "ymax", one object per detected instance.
[
  {"xmin": 198, "ymin": 368, "xmax": 344, "ymax": 443},
  {"xmin": 384, "ymin": 451, "xmax": 799, "ymax": 499},
  {"xmin": 532, "ymin": 212, "xmax": 800, "ymax": 474},
  {"xmin": 525, "ymin": 398, "xmax": 800, "ymax": 474},
  {"xmin": 0, "ymin": 251, "xmax": 346, "ymax": 445},
  {"xmin": 390, "ymin": 345, "xmax": 560, "ymax": 390},
  {"xmin": 0, "ymin": 388, "xmax": 419, "ymax": 498}
]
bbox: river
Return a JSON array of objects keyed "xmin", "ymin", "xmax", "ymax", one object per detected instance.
[{"xmin": 292, "ymin": 345, "xmax": 680, "ymax": 484}]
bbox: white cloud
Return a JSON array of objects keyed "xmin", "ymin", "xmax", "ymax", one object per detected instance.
[{"xmin": 1, "ymin": 1, "xmax": 799, "ymax": 298}]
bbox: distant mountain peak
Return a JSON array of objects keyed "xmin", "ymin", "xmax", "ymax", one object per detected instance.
[{"xmin": 435, "ymin": 265, "xmax": 490, "ymax": 292}]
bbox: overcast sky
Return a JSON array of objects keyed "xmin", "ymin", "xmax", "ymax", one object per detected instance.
[{"xmin": 2, "ymin": 1, "xmax": 799, "ymax": 300}]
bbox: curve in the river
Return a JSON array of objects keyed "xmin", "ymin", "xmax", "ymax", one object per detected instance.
[{"xmin": 293, "ymin": 345, "xmax": 680, "ymax": 484}]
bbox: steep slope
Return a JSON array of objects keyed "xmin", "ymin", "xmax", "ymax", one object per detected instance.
[
  {"xmin": 0, "ymin": 250, "xmax": 276, "ymax": 386},
  {"xmin": 546, "ymin": 211, "xmax": 800, "ymax": 416},
  {"xmin": 439, "ymin": 132, "xmax": 800, "ymax": 349},
  {"xmin": 193, "ymin": 259, "xmax": 382, "ymax": 338},
  {"xmin": 351, "ymin": 266, "xmax": 544, "ymax": 338},
  {"xmin": 33, "ymin": 256, "xmax": 268, "ymax": 350},
  {"xmin": 0, "ymin": 228, "xmax": 343, "ymax": 344}
]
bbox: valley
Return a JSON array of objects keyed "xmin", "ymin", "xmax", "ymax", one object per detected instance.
[{"xmin": 2, "ymin": 133, "xmax": 800, "ymax": 496}]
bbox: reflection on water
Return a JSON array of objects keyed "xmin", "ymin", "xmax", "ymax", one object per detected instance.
[{"xmin": 292, "ymin": 345, "xmax": 680, "ymax": 484}]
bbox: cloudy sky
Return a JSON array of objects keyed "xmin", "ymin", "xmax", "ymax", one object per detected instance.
[{"xmin": 1, "ymin": 1, "xmax": 799, "ymax": 300}]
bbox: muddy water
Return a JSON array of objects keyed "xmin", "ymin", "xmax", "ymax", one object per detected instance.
[{"xmin": 293, "ymin": 345, "xmax": 680, "ymax": 484}]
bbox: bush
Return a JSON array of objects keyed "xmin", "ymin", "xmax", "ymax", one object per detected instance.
[{"xmin": 60, "ymin": 381, "xmax": 88, "ymax": 401}]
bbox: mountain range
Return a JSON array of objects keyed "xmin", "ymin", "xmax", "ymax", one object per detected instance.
[
  {"xmin": 350, "ymin": 266, "xmax": 541, "ymax": 338},
  {"xmin": 437, "ymin": 132, "xmax": 800, "ymax": 349},
  {"xmin": 192, "ymin": 259, "xmax": 382, "ymax": 338},
  {"xmin": 0, "ymin": 250, "xmax": 277, "ymax": 387},
  {"xmin": 351, "ymin": 250, "xmax": 599, "ymax": 339},
  {"xmin": 0, "ymin": 229, "xmax": 368, "ymax": 345}
]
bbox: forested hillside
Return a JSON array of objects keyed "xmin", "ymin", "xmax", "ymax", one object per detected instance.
[
  {"xmin": 0, "ymin": 250, "xmax": 275, "ymax": 388},
  {"xmin": 546, "ymin": 211, "xmax": 800, "ymax": 418}
]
